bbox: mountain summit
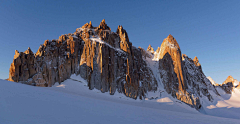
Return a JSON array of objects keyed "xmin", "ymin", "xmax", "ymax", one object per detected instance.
[{"xmin": 215, "ymin": 75, "xmax": 240, "ymax": 94}]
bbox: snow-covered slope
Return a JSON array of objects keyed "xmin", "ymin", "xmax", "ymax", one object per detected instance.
[
  {"xmin": 207, "ymin": 76, "xmax": 217, "ymax": 85},
  {"xmin": 233, "ymin": 79, "xmax": 240, "ymax": 87},
  {"xmin": 1, "ymin": 78, "xmax": 240, "ymax": 124}
]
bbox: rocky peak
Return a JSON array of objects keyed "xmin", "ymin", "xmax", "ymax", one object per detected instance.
[
  {"xmin": 157, "ymin": 35, "xmax": 194, "ymax": 106},
  {"xmin": 182, "ymin": 54, "xmax": 187, "ymax": 61},
  {"xmin": 157, "ymin": 35, "xmax": 218, "ymax": 109},
  {"xmin": 223, "ymin": 76, "xmax": 239, "ymax": 87},
  {"xmin": 98, "ymin": 19, "xmax": 110, "ymax": 30},
  {"xmin": 116, "ymin": 25, "xmax": 129, "ymax": 42},
  {"xmin": 81, "ymin": 21, "xmax": 93, "ymax": 29},
  {"xmin": 88, "ymin": 21, "xmax": 93, "ymax": 28},
  {"xmin": 193, "ymin": 56, "xmax": 201, "ymax": 67},
  {"xmin": 216, "ymin": 75, "xmax": 237, "ymax": 94},
  {"xmin": 223, "ymin": 75, "xmax": 234, "ymax": 84},
  {"xmin": 116, "ymin": 25, "xmax": 132, "ymax": 54},
  {"xmin": 159, "ymin": 34, "xmax": 186, "ymax": 92},
  {"xmin": 24, "ymin": 47, "xmax": 34, "ymax": 55},
  {"xmin": 43, "ymin": 40, "xmax": 49, "ymax": 46},
  {"xmin": 165, "ymin": 34, "xmax": 180, "ymax": 49},
  {"xmin": 153, "ymin": 34, "xmax": 181, "ymax": 60},
  {"xmin": 14, "ymin": 50, "xmax": 20, "ymax": 59},
  {"xmin": 147, "ymin": 45, "xmax": 154, "ymax": 54}
]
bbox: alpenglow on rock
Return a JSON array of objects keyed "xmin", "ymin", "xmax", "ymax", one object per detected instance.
[
  {"xmin": 8, "ymin": 20, "xmax": 157, "ymax": 99},
  {"xmin": 153, "ymin": 35, "xmax": 219, "ymax": 109},
  {"xmin": 215, "ymin": 76, "xmax": 240, "ymax": 94},
  {"xmin": 8, "ymin": 20, "xmax": 221, "ymax": 110}
]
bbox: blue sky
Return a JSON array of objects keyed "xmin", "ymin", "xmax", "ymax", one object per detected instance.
[{"xmin": 0, "ymin": 0, "xmax": 239, "ymax": 83}]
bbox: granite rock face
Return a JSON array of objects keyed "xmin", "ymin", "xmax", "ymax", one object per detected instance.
[
  {"xmin": 9, "ymin": 48, "xmax": 36, "ymax": 83},
  {"xmin": 182, "ymin": 55, "xmax": 219, "ymax": 102},
  {"xmin": 154, "ymin": 35, "xmax": 219, "ymax": 109},
  {"xmin": 8, "ymin": 20, "xmax": 157, "ymax": 99},
  {"xmin": 8, "ymin": 20, "xmax": 223, "ymax": 110}
]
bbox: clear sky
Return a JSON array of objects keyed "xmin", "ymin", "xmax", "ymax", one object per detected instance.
[{"xmin": 0, "ymin": 0, "xmax": 239, "ymax": 84}]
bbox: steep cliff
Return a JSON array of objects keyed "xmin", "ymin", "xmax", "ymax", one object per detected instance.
[
  {"xmin": 153, "ymin": 35, "xmax": 219, "ymax": 109},
  {"xmin": 8, "ymin": 20, "xmax": 157, "ymax": 99}
]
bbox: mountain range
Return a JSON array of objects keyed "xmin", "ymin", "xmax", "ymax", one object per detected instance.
[{"xmin": 7, "ymin": 19, "xmax": 239, "ymax": 111}]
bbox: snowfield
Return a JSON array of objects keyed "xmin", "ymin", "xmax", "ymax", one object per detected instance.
[{"xmin": 1, "ymin": 77, "xmax": 240, "ymax": 124}]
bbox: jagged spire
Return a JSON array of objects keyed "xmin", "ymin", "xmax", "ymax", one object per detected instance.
[
  {"xmin": 102, "ymin": 19, "xmax": 105, "ymax": 23},
  {"xmin": 98, "ymin": 19, "xmax": 110, "ymax": 30},
  {"xmin": 24, "ymin": 47, "xmax": 33, "ymax": 55},
  {"xmin": 15, "ymin": 50, "xmax": 19, "ymax": 55},
  {"xmin": 13, "ymin": 50, "xmax": 20, "ymax": 59},
  {"xmin": 147, "ymin": 44, "xmax": 154, "ymax": 54},
  {"xmin": 167, "ymin": 34, "xmax": 173, "ymax": 38},
  {"xmin": 193, "ymin": 56, "xmax": 201, "ymax": 67},
  {"xmin": 222, "ymin": 75, "xmax": 235, "ymax": 84},
  {"xmin": 87, "ymin": 21, "xmax": 93, "ymax": 28}
]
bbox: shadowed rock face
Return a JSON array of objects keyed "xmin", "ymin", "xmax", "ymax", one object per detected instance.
[
  {"xmin": 216, "ymin": 76, "xmax": 239, "ymax": 94},
  {"xmin": 156, "ymin": 35, "xmax": 195, "ymax": 108},
  {"xmin": 155, "ymin": 35, "xmax": 219, "ymax": 109},
  {"xmin": 158, "ymin": 34, "xmax": 187, "ymax": 93},
  {"xmin": 182, "ymin": 55, "xmax": 219, "ymax": 102},
  {"xmin": 8, "ymin": 19, "xmax": 157, "ymax": 99}
]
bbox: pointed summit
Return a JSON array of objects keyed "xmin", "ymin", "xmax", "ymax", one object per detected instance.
[
  {"xmin": 15, "ymin": 50, "xmax": 19, "ymax": 55},
  {"xmin": 166, "ymin": 34, "xmax": 180, "ymax": 49},
  {"xmin": 24, "ymin": 47, "xmax": 34, "ymax": 55},
  {"xmin": 223, "ymin": 75, "xmax": 235, "ymax": 84},
  {"xmin": 147, "ymin": 45, "xmax": 154, "ymax": 54},
  {"xmin": 167, "ymin": 34, "xmax": 173, "ymax": 39},
  {"xmin": 87, "ymin": 21, "xmax": 93, "ymax": 28},
  {"xmin": 116, "ymin": 25, "xmax": 131, "ymax": 53},
  {"xmin": 158, "ymin": 35, "xmax": 187, "ymax": 92},
  {"xmin": 98, "ymin": 19, "xmax": 110, "ymax": 30},
  {"xmin": 219, "ymin": 75, "xmax": 237, "ymax": 94},
  {"xmin": 81, "ymin": 21, "xmax": 93, "ymax": 29},
  {"xmin": 14, "ymin": 50, "xmax": 20, "ymax": 59},
  {"xmin": 102, "ymin": 19, "xmax": 105, "ymax": 23},
  {"xmin": 193, "ymin": 56, "xmax": 201, "ymax": 67}
]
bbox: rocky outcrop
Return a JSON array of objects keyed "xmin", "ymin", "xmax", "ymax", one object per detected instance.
[
  {"xmin": 156, "ymin": 35, "xmax": 196, "ymax": 108},
  {"xmin": 147, "ymin": 45, "xmax": 154, "ymax": 54},
  {"xmin": 8, "ymin": 19, "xmax": 157, "ymax": 99},
  {"xmin": 216, "ymin": 76, "xmax": 239, "ymax": 94},
  {"xmin": 154, "ymin": 35, "xmax": 218, "ymax": 109},
  {"xmin": 158, "ymin": 34, "xmax": 187, "ymax": 93},
  {"xmin": 9, "ymin": 48, "xmax": 36, "ymax": 83},
  {"xmin": 182, "ymin": 55, "xmax": 219, "ymax": 101}
]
